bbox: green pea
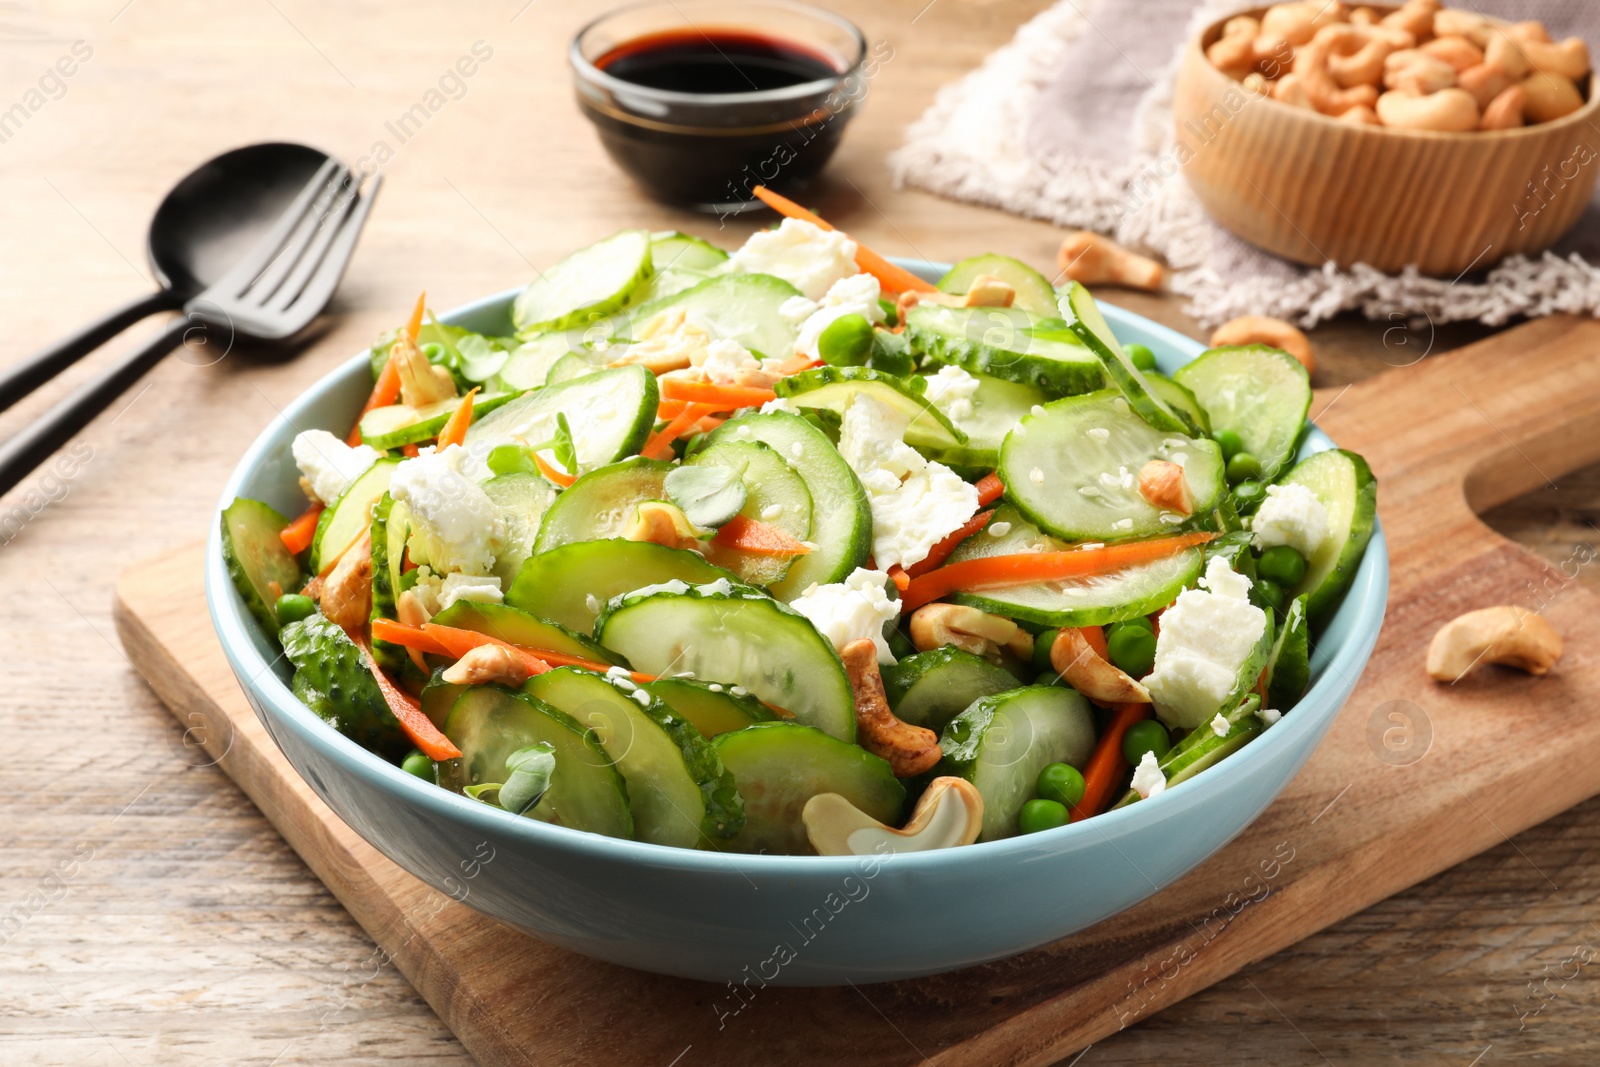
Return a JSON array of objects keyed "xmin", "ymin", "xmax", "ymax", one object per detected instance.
[
  {"xmin": 400, "ymin": 750, "xmax": 435, "ymax": 781},
  {"xmin": 275, "ymin": 593, "xmax": 316, "ymax": 626},
  {"xmin": 1232, "ymin": 479, "xmax": 1266, "ymax": 508},
  {"xmin": 1254, "ymin": 577, "xmax": 1285, "ymax": 612},
  {"xmin": 1107, "ymin": 623, "xmax": 1157, "ymax": 679},
  {"xmin": 1125, "ymin": 342, "xmax": 1157, "ymax": 371},
  {"xmin": 487, "ymin": 443, "xmax": 536, "ymax": 476},
  {"xmin": 1017, "ymin": 798, "xmax": 1070, "ymax": 835},
  {"xmin": 1121, "ymin": 719, "xmax": 1171, "ymax": 765},
  {"xmin": 866, "ymin": 330, "xmax": 915, "ymax": 377},
  {"xmin": 1258, "ymin": 544, "xmax": 1307, "ymax": 587},
  {"xmin": 1112, "ymin": 616, "xmax": 1154, "ymax": 634},
  {"xmin": 1226, "ymin": 451, "xmax": 1263, "ymax": 483},
  {"xmin": 1034, "ymin": 670, "xmax": 1067, "ymax": 688},
  {"xmin": 1032, "ymin": 628, "xmax": 1061, "ymax": 673},
  {"xmin": 1037, "ymin": 762, "xmax": 1086, "ymax": 808},
  {"xmin": 818, "ymin": 313, "xmax": 874, "ymax": 367},
  {"xmin": 1213, "ymin": 429, "xmax": 1246, "ymax": 460}
]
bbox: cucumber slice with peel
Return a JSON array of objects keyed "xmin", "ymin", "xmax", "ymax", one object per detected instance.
[
  {"xmin": 310, "ymin": 457, "xmax": 400, "ymax": 574},
  {"xmin": 483, "ymin": 472, "xmax": 559, "ymax": 585},
  {"xmin": 1000, "ymin": 390, "xmax": 1224, "ymax": 542},
  {"xmin": 774, "ymin": 366, "xmax": 968, "ymax": 451},
  {"xmin": 368, "ymin": 493, "xmax": 409, "ymax": 671},
  {"xmin": 881, "ymin": 647, "xmax": 1019, "ymax": 735},
  {"xmin": 512, "ymin": 229, "xmax": 653, "ymax": 332},
  {"xmin": 1113, "ymin": 695, "xmax": 1265, "ymax": 809},
  {"xmin": 545, "ymin": 350, "xmax": 606, "ymax": 385},
  {"xmin": 688, "ymin": 439, "xmax": 813, "ymax": 587},
  {"xmin": 643, "ymin": 677, "xmax": 776, "ymax": 738},
  {"xmin": 492, "ymin": 332, "xmax": 582, "ymax": 394},
  {"xmin": 1279, "ymin": 448, "xmax": 1378, "ymax": 623},
  {"xmin": 523, "ymin": 667, "xmax": 743, "ymax": 845},
  {"xmin": 595, "ymin": 582, "xmax": 857, "ymax": 742},
  {"xmin": 935, "ymin": 686, "xmax": 1096, "ymax": 842},
  {"xmin": 712, "ymin": 722, "xmax": 904, "ymax": 855},
  {"xmin": 937, "ymin": 253, "xmax": 1059, "ymax": 317},
  {"xmin": 220, "ymin": 498, "xmax": 302, "ymax": 631},
  {"xmin": 1056, "ymin": 282, "xmax": 1196, "ymax": 434},
  {"xmin": 917, "ymin": 371, "xmax": 1049, "ymax": 469},
  {"xmin": 1174, "ymin": 346, "xmax": 1311, "ymax": 482},
  {"xmin": 441, "ymin": 685, "xmax": 633, "ymax": 838},
  {"xmin": 429, "ymin": 600, "xmax": 617, "ymax": 664},
  {"xmin": 465, "ymin": 365, "xmax": 658, "ymax": 475},
  {"xmin": 650, "ymin": 231, "xmax": 728, "ymax": 272},
  {"xmin": 1146, "ymin": 373, "xmax": 1211, "ymax": 435},
  {"xmin": 905, "ymin": 304, "xmax": 1103, "ymax": 397},
  {"xmin": 1267, "ymin": 594, "xmax": 1311, "ymax": 708},
  {"xmin": 607, "ymin": 273, "xmax": 802, "ymax": 361},
  {"xmin": 506, "ymin": 539, "xmax": 739, "ymax": 634},
  {"xmin": 359, "ymin": 393, "xmax": 516, "ymax": 450},
  {"xmin": 282, "ymin": 614, "xmax": 411, "ymax": 761},
  {"xmin": 531, "ymin": 457, "xmax": 672, "ymax": 553}
]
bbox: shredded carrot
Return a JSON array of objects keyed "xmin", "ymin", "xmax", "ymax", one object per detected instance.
[
  {"xmin": 405, "ymin": 291, "xmax": 427, "ymax": 342},
  {"xmin": 401, "ymin": 442, "xmax": 421, "ymax": 458},
  {"xmin": 900, "ymin": 532, "xmax": 1217, "ymax": 613},
  {"xmin": 1077, "ymin": 624, "xmax": 1109, "ymax": 660},
  {"xmin": 279, "ymin": 504, "xmax": 324, "ymax": 556},
  {"xmin": 642, "ymin": 402, "xmax": 718, "ymax": 460},
  {"xmin": 685, "ymin": 415, "xmax": 727, "ymax": 436},
  {"xmin": 352, "ymin": 633, "xmax": 461, "ymax": 761},
  {"xmin": 372, "ymin": 617, "xmax": 450, "ymax": 655},
  {"xmin": 371, "ymin": 619, "xmax": 657, "ymax": 683},
  {"xmin": 750, "ymin": 186, "xmax": 938, "ymax": 295},
  {"xmin": 435, "ymin": 387, "xmax": 478, "ymax": 449},
  {"xmin": 906, "ymin": 509, "xmax": 994, "ymax": 579},
  {"xmin": 975, "ymin": 472, "xmax": 1005, "ymax": 506},
  {"xmin": 713, "ymin": 515, "xmax": 812, "ymax": 557},
  {"xmin": 533, "ymin": 451, "xmax": 576, "ymax": 488},
  {"xmin": 659, "ymin": 378, "xmax": 778, "ymax": 409},
  {"xmin": 886, "ymin": 565, "xmax": 910, "ymax": 593},
  {"xmin": 423, "ymin": 624, "xmax": 553, "ymax": 678},
  {"xmin": 1071, "ymin": 701, "xmax": 1150, "ymax": 822},
  {"xmin": 347, "ymin": 357, "xmax": 403, "ymax": 447},
  {"xmin": 658, "ymin": 398, "xmax": 690, "ymax": 420}
]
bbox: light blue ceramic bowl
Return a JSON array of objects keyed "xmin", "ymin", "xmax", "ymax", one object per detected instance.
[{"xmin": 207, "ymin": 263, "xmax": 1387, "ymax": 985}]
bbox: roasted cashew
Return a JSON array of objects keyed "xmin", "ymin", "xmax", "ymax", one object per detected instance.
[
  {"xmin": 1426, "ymin": 606, "xmax": 1562, "ymax": 682},
  {"xmin": 1350, "ymin": 6, "xmax": 1379, "ymax": 27},
  {"xmin": 1271, "ymin": 72, "xmax": 1316, "ymax": 110},
  {"xmin": 1057, "ymin": 231, "xmax": 1163, "ymax": 291},
  {"xmin": 961, "ymin": 274, "xmax": 1017, "ymax": 309},
  {"xmin": 1339, "ymin": 103, "xmax": 1382, "ymax": 125},
  {"xmin": 1051, "ymin": 627, "xmax": 1151, "ymax": 705},
  {"xmin": 1324, "ymin": 25, "xmax": 1408, "ymax": 89},
  {"xmin": 1507, "ymin": 21, "xmax": 1551, "ymax": 45},
  {"xmin": 1503, "ymin": 36, "xmax": 1591, "ymax": 81},
  {"xmin": 1420, "ymin": 34, "xmax": 1484, "ymax": 73},
  {"xmin": 1295, "ymin": 27, "xmax": 1381, "ymax": 114},
  {"xmin": 390, "ymin": 333, "xmax": 458, "ymax": 409},
  {"xmin": 1138, "ymin": 460, "xmax": 1194, "ymax": 516},
  {"xmin": 1479, "ymin": 84, "xmax": 1527, "ymax": 130},
  {"xmin": 1522, "ymin": 72, "xmax": 1584, "ymax": 123},
  {"xmin": 1384, "ymin": 51, "xmax": 1458, "ymax": 94},
  {"xmin": 1209, "ymin": 315, "xmax": 1316, "ymax": 374},
  {"xmin": 1483, "ymin": 34, "xmax": 1533, "ymax": 79},
  {"xmin": 1457, "ymin": 62, "xmax": 1517, "ymax": 108},
  {"xmin": 1257, "ymin": 1, "xmax": 1325, "ymax": 58},
  {"xmin": 1376, "ymin": 87, "xmax": 1480, "ymax": 131},
  {"xmin": 840, "ymin": 640, "xmax": 942, "ymax": 777},
  {"xmin": 803, "ymin": 777, "xmax": 983, "ymax": 856},
  {"xmin": 1207, "ymin": 15, "xmax": 1260, "ymax": 76},
  {"xmin": 1380, "ymin": 0, "xmax": 1439, "ymax": 43},
  {"xmin": 1431, "ymin": 9, "xmax": 1492, "ymax": 48},
  {"xmin": 442, "ymin": 643, "xmax": 536, "ymax": 687},
  {"xmin": 321, "ymin": 530, "xmax": 373, "ymax": 634},
  {"xmin": 909, "ymin": 602, "xmax": 1033, "ymax": 663}
]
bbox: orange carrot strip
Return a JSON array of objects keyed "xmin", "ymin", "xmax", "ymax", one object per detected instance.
[
  {"xmin": 401, "ymin": 442, "xmax": 421, "ymax": 458},
  {"xmin": 658, "ymin": 399, "xmax": 690, "ymax": 420},
  {"xmin": 279, "ymin": 504, "xmax": 324, "ymax": 556},
  {"xmin": 659, "ymin": 378, "xmax": 778, "ymax": 408},
  {"xmin": 405, "ymin": 291, "xmax": 427, "ymax": 342},
  {"xmin": 713, "ymin": 515, "xmax": 813, "ymax": 557},
  {"xmin": 975, "ymin": 472, "xmax": 1005, "ymax": 506},
  {"xmin": 900, "ymin": 532, "xmax": 1217, "ymax": 613},
  {"xmin": 352, "ymin": 633, "xmax": 461, "ymax": 761},
  {"xmin": 886, "ymin": 565, "xmax": 911, "ymax": 593},
  {"xmin": 423, "ymin": 624, "xmax": 554, "ymax": 678},
  {"xmin": 1070, "ymin": 701, "xmax": 1150, "ymax": 822},
  {"xmin": 347, "ymin": 357, "xmax": 403, "ymax": 447},
  {"xmin": 642, "ymin": 402, "xmax": 717, "ymax": 460},
  {"xmin": 533, "ymin": 452, "xmax": 576, "ymax": 488},
  {"xmin": 436, "ymin": 387, "xmax": 478, "ymax": 449},
  {"xmin": 686, "ymin": 415, "xmax": 727, "ymax": 436},
  {"xmin": 905, "ymin": 509, "xmax": 995, "ymax": 579},
  {"xmin": 1077, "ymin": 624, "xmax": 1109, "ymax": 661},
  {"xmin": 750, "ymin": 185, "xmax": 938, "ymax": 295},
  {"xmin": 424, "ymin": 622, "xmax": 655, "ymax": 681},
  {"xmin": 372, "ymin": 618, "xmax": 451, "ymax": 655}
]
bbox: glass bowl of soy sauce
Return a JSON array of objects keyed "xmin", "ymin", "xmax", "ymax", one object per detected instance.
[{"xmin": 571, "ymin": 0, "xmax": 868, "ymax": 214}]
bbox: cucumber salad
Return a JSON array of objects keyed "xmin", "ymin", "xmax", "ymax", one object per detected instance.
[{"xmin": 221, "ymin": 195, "xmax": 1377, "ymax": 856}]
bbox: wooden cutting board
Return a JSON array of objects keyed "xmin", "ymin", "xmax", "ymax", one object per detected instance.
[{"xmin": 113, "ymin": 316, "xmax": 1600, "ymax": 1066}]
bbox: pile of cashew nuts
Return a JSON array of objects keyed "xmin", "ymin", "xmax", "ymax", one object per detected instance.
[{"xmin": 1207, "ymin": 0, "xmax": 1592, "ymax": 132}]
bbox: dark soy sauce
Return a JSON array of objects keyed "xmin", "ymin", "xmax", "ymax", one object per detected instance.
[{"xmin": 597, "ymin": 29, "xmax": 837, "ymax": 94}]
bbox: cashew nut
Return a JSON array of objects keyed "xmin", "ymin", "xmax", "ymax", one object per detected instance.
[
  {"xmin": 1457, "ymin": 62, "xmax": 1517, "ymax": 108},
  {"xmin": 623, "ymin": 500, "xmax": 704, "ymax": 552},
  {"xmin": 1507, "ymin": 21, "xmax": 1551, "ymax": 45},
  {"xmin": 1207, "ymin": 15, "xmax": 1260, "ymax": 76},
  {"xmin": 1057, "ymin": 231, "xmax": 1163, "ymax": 291},
  {"xmin": 390, "ymin": 333, "xmax": 458, "ymax": 409},
  {"xmin": 1209, "ymin": 315, "xmax": 1316, "ymax": 374},
  {"xmin": 1324, "ymin": 24, "xmax": 1409, "ymax": 89},
  {"xmin": 442, "ymin": 643, "xmax": 536, "ymax": 687},
  {"xmin": 1384, "ymin": 51, "xmax": 1458, "ymax": 94},
  {"xmin": 839, "ymin": 639, "xmax": 942, "ymax": 777},
  {"xmin": 321, "ymin": 530, "xmax": 373, "ymax": 634},
  {"xmin": 1419, "ymin": 34, "xmax": 1484, "ymax": 73},
  {"xmin": 1431, "ymin": 9, "xmax": 1492, "ymax": 48},
  {"xmin": 1350, "ymin": 7, "xmax": 1379, "ymax": 27},
  {"xmin": 1138, "ymin": 460, "xmax": 1194, "ymax": 515},
  {"xmin": 1376, "ymin": 87, "xmax": 1480, "ymax": 131},
  {"xmin": 1380, "ymin": 0, "xmax": 1439, "ymax": 42},
  {"xmin": 1295, "ymin": 27, "xmax": 1382, "ymax": 114},
  {"xmin": 961, "ymin": 274, "xmax": 1017, "ymax": 309},
  {"xmin": 1479, "ymin": 83, "xmax": 1527, "ymax": 130},
  {"xmin": 1521, "ymin": 71, "xmax": 1584, "ymax": 123},
  {"xmin": 1426, "ymin": 606, "xmax": 1563, "ymax": 682},
  {"xmin": 1506, "ymin": 36, "xmax": 1591, "ymax": 81},
  {"xmin": 1271, "ymin": 71, "xmax": 1316, "ymax": 110},
  {"xmin": 1050, "ymin": 627, "xmax": 1151, "ymax": 705},
  {"xmin": 1483, "ymin": 34, "xmax": 1532, "ymax": 79},
  {"xmin": 803, "ymin": 776, "xmax": 983, "ymax": 856},
  {"xmin": 909, "ymin": 602, "xmax": 1032, "ymax": 663},
  {"xmin": 1258, "ymin": 1, "xmax": 1325, "ymax": 59},
  {"xmin": 1338, "ymin": 103, "xmax": 1382, "ymax": 125}
]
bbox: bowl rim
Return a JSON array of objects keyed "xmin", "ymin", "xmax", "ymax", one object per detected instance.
[
  {"xmin": 1188, "ymin": 6, "xmax": 1600, "ymax": 140},
  {"xmin": 207, "ymin": 264, "xmax": 1389, "ymax": 875}
]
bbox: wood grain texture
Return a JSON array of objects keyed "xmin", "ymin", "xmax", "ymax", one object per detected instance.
[{"xmin": 4, "ymin": 0, "xmax": 1600, "ymax": 1063}]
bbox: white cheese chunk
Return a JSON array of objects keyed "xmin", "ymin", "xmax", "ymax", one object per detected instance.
[
  {"xmin": 1250, "ymin": 482, "xmax": 1329, "ymax": 559},
  {"xmin": 1131, "ymin": 750, "xmax": 1167, "ymax": 799},
  {"xmin": 698, "ymin": 338, "xmax": 764, "ymax": 386},
  {"xmin": 1143, "ymin": 557, "xmax": 1267, "ymax": 730},
  {"xmin": 792, "ymin": 273, "xmax": 884, "ymax": 359},
  {"xmin": 436, "ymin": 573, "xmax": 503, "ymax": 613},
  {"xmin": 789, "ymin": 568, "xmax": 902, "ymax": 665},
  {"xmin": 1210, "ymin": 712, "xmax": 1230, "ymax": 738},
  {"xmin": 389, "ymin": 444, "xmax": 505, "ymax": 576},
  {"xmin": 291, "ymin": 429, "xmax": 381, "ymax": 506},
  {"xmin": 1258, "ymin": 706, "xmax": 1283, "ymax": 726},
  {"xmin": 730, "ymin": 218, "xmax": 859, "ymax": 301},
  {"xmin": 922, "ymin": 364, "xmax": 981, "ymax": 423}
]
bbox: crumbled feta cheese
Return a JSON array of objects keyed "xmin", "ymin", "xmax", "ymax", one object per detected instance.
[
  {"xmin": 839, "ymin": 393, "xmax": 923, "ymax": 481},
  {"xmin": 1143, "ymin": 557, "xmax": 1268, "ymax": 730},
  {"xmin": 292, "ymin": 429, "xmax": 381, "ymax": 505},
  {"xmin": 760, "ymin": 397, "xmax": 799, "ymax": 415},
  {"xmin": 1088, "ymin": 427, "xmax": 1111, "ymax": 443},
  {"xmin": 389, "ymin": 445, "xmax": 505, "ymax": 576},
  {"xmin": 1210, "ymin": 713, "xmax": 1230, "ymax": 738},
  {"xmin": 988, "ymin": 521, "xmax": 1012, "ymax": 537},
  {"xmin": 1131, "ymin": 750, "xmax": 1167, "ymax": 799},
  {"xmin": 922, "ymin": 365, "xmax": 981, "ymax": 423},
  {"xmin": 699, "ymin": 338, "xmax": 763, "ymax": 386},
  {"xmin": 1250, "ymin": 483, "xmax": 1329, "ymax": 559},
  {"xmin": 779, "ymin": 295, "xmax": 820, "ymax": 325},
  {"xmin": 789, "ymin": 567, "xmax": 902, "ymax": 665},
  {"xmin": 792, "ymin": 273, "xmax": 884, "ymax": 359},
  {"xmin": 730, "ymin": 218, "xmax": 859, "ymax": 300},
  {"xmin": 1258, "ymin": 706, "xmax": 1283, "ymax": 726},
  {"xmin": 436, "ymin": 573, "xmax": 502, "ymax": 612}
]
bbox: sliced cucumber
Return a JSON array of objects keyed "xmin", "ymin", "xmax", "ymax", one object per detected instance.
[
  {"xmin": 937, "ymin": 253, "xmax": 1059, "ymax": 317},
  {"xmin": 1147, "ymin": 373, "xmax": 1211, "ymax": 435},
  {"xmin": 1056, "ymin": 283, "xmax": 1195, "ymax": 434},
  {"xmin": 881, "ymin": 647, "xmax": 1018, "ymax": 735},
  {"xmin": 1000, "ymin": 390, "xmax": 1224, "ymax": 542},
  {"xmin": 492, "ymin": 332, "xmax": 581, "ymax": 394},
  {"xmin": 1279, "ymin": 448, "xmax": 1378, "ymax": 622},
  {"xmin": 220, "ymin": 498, "xmax": 302, "ymax": 631},
  {"xmin": 512, "ymin": 229, "xmax": 653, "ymax": 333},
  {"xmin": 280, "ymin": 614, "xmax": 410, "ymax": 760},
  {"xmin": 704, "ymin": 412, "xmax": 871, "ymax": 601},
  {"xmin": 420, "ymin": 670, "xmax": 465, "ymax": 728},
  {"xmin": 774, "ymin": 366, "xmax": 968, "ymax": 451},
  {"xmin": 1174, "ymin": 346, "xmax": 1311, "ymax": 482},
  {"xmin": 359, "ymin": 393, "xmax": 516, "ymax": 451},
  {"xmin": 506, "ymin": 539, "xmax": 739, "ymax": 634},
  {"xmin": 465, "ymin": 365, "xmax": 657, "ymax": 474},
  {"xmin": 546, "ymin": 350, "xmax": 606, "ymax": 385},
  {"xmin": 429, "ymin": 600, "xmax": 617, "ymax": 664},
  {"xmin": 936, "ymin": 686, "xmax": 1095, "ymax": 841},
  {"xmin": 651, "ymin": 230, "xmax": 729, "ymax": 272},
  {"xmin": 309, "ymin": 457, "xmax": 400, "ymax": 574},
  {"xmin": 483, "ymin": 472, "xmax": 559, "ymax": 585},
  {"xmin": 595, "ymin": 582, "xmax": 857, "ymax": 742},
  {"xmin": 688, "ymin": 439, "xmax": 813, "ymax": 587},
  {"xmin": 1267, "ymin": 594, "xmax": 1310, "ymax": 708},
  {"xmin": 1114, "ymin": 695, "xmax": 1264, "ymax": 809},
  {"xmin": 532, "ymin": 457, "xmax": 672, "ymax": 552},
  {"xmin": 712, "ymin": 722, "xmax": 904, "ymax": 855},
  {"xmin": 442, "ymin": 685, "xmax": 633, "ymax": 838},
  {"xmin": 523, "ymin": 667, "xmax": 743, "ymax": 845},
  {"xmin": 643, "ymin": 677, "xmax": 777, "ymax": 738},
  {"xmin": 369, "ymin": 493, "xmax": 409, "ymax": 672},
  {"xmin": 917, "ymin": 371, "xmax": 1049, "ymax": 469},
  {"xmin": 946, "ymin": 505, "xmax": 1205, "ymax": 627},
  {"xmin": 905, "ymin": 304, "xmax": 1103, "ymax": 398},
  {"xmin": 610, "ymin": 273, "xmax": 802, "ymax": 361}
]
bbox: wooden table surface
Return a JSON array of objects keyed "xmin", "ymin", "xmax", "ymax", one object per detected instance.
[{"xmin": 2, "ymin": 0, "xmax": 1596, "ymax": 1063}]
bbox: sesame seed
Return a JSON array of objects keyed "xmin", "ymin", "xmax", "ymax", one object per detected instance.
[
  {"xmin": 1029, "ymin": 467, "xmax": 1044, "ymax": 485},
  {"xmin": 1031, "ymin": 405, "xmax": 1047, "ymax": 417},
  {"xmin": 1088, "ymin": 427, "xmax": 1110, "ymax": 443},
  {"xmin": 761, "ymin": 504, "xmax": 784, "ymax": 520},
  {"xmin": 988, "ymin": 521, "xmax": 1012, "ymax": 536}
]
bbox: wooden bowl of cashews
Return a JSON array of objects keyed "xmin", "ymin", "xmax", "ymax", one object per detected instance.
[{"xmin": 1173, "ymin": 0, "xmax": 1599, "ymax": 275}]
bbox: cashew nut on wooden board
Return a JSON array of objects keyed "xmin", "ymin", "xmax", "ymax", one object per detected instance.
[
  {"xmin": 1426, "ymin": 606, "xmax": 1564, "ymax": 682},
  {"xmin": 1205, "ymin": 0, "xmax": 1592, "ymax": 131}
]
